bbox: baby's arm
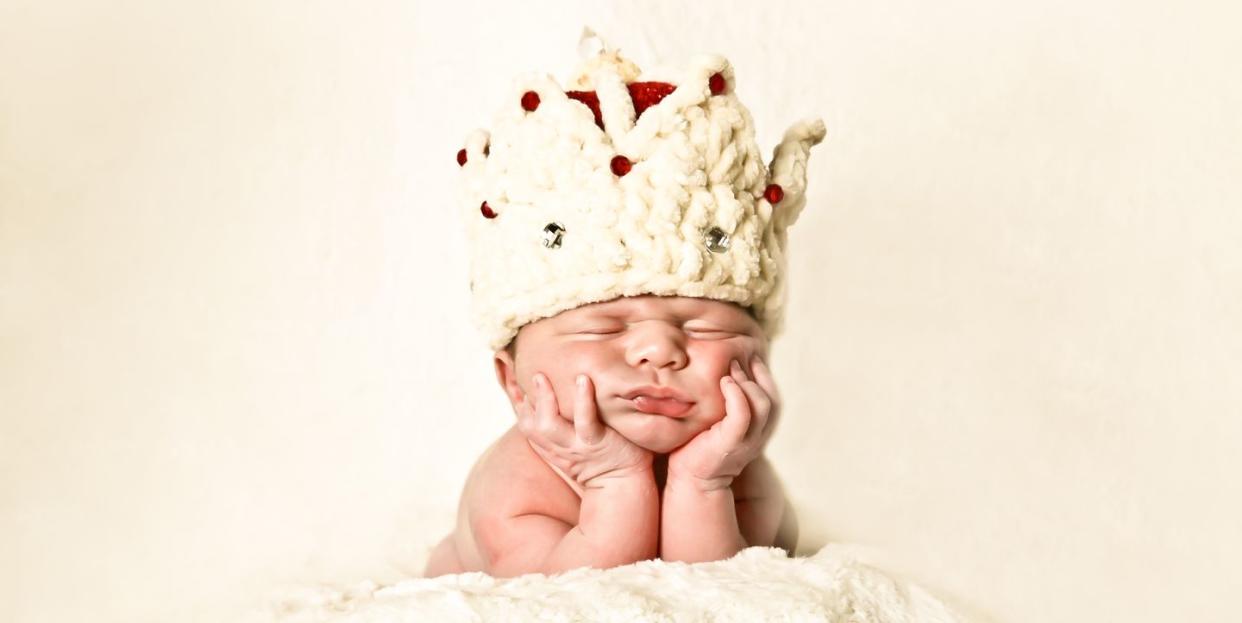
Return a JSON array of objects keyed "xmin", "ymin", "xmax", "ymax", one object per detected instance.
[
  {"xmin": 662, "ymin": 356, "xmax": 790, "ymax": 562},
  {"xmin": 471, "ymin": 467, "xmax": 659, "ymax": 577},
  {"xmin": 734, "ymin": 463, "xmax": 798, "ymax": 556},
  {"xmin": 663, "ymin": 455, "xmax": 797, "ymax": 560},
  {"xmin": 475, "ymin": 373, "xmax": 659, "ymax": 577}
]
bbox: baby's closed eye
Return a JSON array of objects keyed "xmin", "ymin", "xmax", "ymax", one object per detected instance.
[
  {"xmin": 683, "ymin": 325, "xmax": 740, "ymax": 339},
  {"xmin": 688, "ymin": 331, "xmax": 733, "ymax": 339},
  {"xmin": 576, "ymin": 324, "xmax": 626, "ymax": 335},
  {"xmin": 574, "ymin": 326, "xmax": 738, "ymax": 339}
]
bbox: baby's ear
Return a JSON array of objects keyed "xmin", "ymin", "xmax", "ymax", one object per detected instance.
[{"xmin": 492, "ymin": 348, "xmax": 525, "ymax": 413}]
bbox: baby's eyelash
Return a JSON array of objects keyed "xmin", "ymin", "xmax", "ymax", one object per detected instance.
[
  {"xmin": 686, "ymin": 329, "xmax": 735, "ymax": 337},
  {"xmin": 572, "ymin": 325, "xmax": 739, "ymax": 337}
]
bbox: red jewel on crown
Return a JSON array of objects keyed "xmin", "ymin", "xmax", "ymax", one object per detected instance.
[
  {"xmin": 521, "ymin": 91, "xmax": 541, "ymax": 111},
  {"xmin": 480, "ymin": 201, "xmax": 497, "ymax": 219},
  {"xmin": 610, "ymin": 155, "xmax": 632, "ymax": 176},
  {"xmin": 764, "ymin": 183, "xmax": 784, "ymax": 204}
]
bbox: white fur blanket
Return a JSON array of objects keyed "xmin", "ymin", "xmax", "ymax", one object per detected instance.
[{"xmin": 268, "ymin": 545, "xmax": 970, "ymax": 622}]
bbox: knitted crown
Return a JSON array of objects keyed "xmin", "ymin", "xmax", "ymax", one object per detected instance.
[{"xmin": 456, "ymin": 28, "xmax": 827, "ymax": 351}]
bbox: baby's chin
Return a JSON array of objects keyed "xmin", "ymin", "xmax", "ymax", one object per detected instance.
[{"xmin": 601, "ymin": 411, "xmax": 702, "ymax": 454}]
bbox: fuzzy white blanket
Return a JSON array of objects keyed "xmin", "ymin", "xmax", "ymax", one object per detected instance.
[{"xmin": 268, "ymin": 545, "xmax": 970, "ymax": 622}]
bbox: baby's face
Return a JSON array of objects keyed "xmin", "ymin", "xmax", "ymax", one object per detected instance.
[{"xmin": 494, "ymin": 295, "xmax": 769, "ymax": 453}]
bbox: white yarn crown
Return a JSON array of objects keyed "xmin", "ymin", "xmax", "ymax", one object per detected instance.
[{"xmin": 456, "ymin": 28, "xmax": 827, "ymax": 351}]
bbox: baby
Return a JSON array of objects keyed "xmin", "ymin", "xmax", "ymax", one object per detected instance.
[
  {"xmin": 424, "ymin": 30, "xmax": 825, "ymax": 578},
  {"xmin": 424, "ymin": 293, "xmax": 794, "ymax": 577}
]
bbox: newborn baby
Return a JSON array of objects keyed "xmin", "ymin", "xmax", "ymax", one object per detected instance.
[
  {"xmin": 423, "ymin": 293, "xmax": 797, "ymax": 578},
  {"xmin": 433, "ymin": 30, "xmax": 826, "ymax": 578}
]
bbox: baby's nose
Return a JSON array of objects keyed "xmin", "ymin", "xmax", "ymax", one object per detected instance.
[{"xmin": 626, "ymin": 326, "xmax": 688, "ymax": 370}]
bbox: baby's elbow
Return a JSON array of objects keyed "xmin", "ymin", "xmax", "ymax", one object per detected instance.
[
  {"xmin": 471, "ymin": 512, "xmax": 572, "ymax": 577},
  {"xmin": 486, "ymin": 548, "xmax": 547, "ymax": 578}
]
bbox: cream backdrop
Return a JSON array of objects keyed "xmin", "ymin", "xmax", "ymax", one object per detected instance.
[{"xmin": 2, "ymin": 1, "xmax": 1239, "ymax": 622}]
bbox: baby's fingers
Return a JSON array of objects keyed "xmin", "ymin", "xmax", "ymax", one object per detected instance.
[
  {"xmin": 572, "ymin": 375, "xmax": 604, "ymax": 444},
  {"xmin": 749, "ymin": 356, "xmax": 782, "ymax": 437},
  {"xmin": 719, "ymin": 376, "xmax": 752, "ymax": 447},
  {"xmin": 730, "ymin": 360, "xmax": 772, "ymax": 440},
  {"xmin": 527, "ymin": 373, "xmax": 573, "ymax": 447}
]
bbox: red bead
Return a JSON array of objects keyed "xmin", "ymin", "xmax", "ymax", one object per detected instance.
[
  {"xmin": 521, "ymin": 91, "xmax": 540, "ymax": 111},
  {"xmin": 763, "ymin": 183, "xmax": 784, "ymax": 204},
  {"xmin": 610, "ymin": 155, "xmax": 632, "ymax": 176},
  {"xmin": 456, "ymin": 148, "xmax": 467, "ymax": 166},
  {"xmin": 480, "ymin": 201, "xmax": 497, "ymax": 219},
  {"xmin": 708, "ymin": 72, "xmax": 726, "ymax": 95}
]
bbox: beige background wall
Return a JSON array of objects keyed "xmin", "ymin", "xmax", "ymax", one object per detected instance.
[{"xmin": 3, "ymin": 1, "xmax": 1239, "ymax": 621}]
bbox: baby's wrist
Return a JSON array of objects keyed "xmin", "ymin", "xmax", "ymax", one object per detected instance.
[
  {"xmin": 584, "ymin": 462, "xmax": 655, "ymax": 489},
  {"xmin": 664, "ymin": 471, "xmax": 734, "ymax": 493}
]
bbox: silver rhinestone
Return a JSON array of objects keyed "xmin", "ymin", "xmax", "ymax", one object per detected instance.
[
  {"xmin": 704, "ymin": 227, "xmax": 730, "ymax": 253},
  {"xmin": 542, "ymin": 222, "xmax": 566, "ymax": 249}
]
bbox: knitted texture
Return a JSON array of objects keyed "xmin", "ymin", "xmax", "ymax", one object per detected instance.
[{"xmin": 457, "ymin": 31, "xmax": 827, "ymax": 351}]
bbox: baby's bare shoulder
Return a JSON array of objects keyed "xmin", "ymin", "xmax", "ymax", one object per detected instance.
[
  {"xmin": 444, "ymin": 426, "xmax": 579, "ymax": 573},
  {"xmin": 462, "ymin": 425, "xmax": 581, "ymax": 525}
]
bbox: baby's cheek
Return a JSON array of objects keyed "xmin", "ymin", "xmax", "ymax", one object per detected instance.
[
  {"xmin": 728, "ymin": 344, "xmax": 767, "ymax": 380},
  {"xmin": 689, "ymin": 342, "xmax": 726, "ymax": 368},
  {"xmin": 695, "ymin": 387, "xmax": 728, "ymax": 425},
  {"xmin": 562, "ymin": 347, "xmax": 614, "ymax": 376}
]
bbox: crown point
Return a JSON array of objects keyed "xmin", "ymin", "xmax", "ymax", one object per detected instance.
[
  {"xmin": 521, "ymin": 91, "xmax": 541, "ymax": 111},
  {"xmin": 457, "ymin": 148, "xmax": 468, "ymax": 166},
  {"xmin": 610, "ymin": 155, "xmax": 632, "ymax": 177},
  {"xmin": 480, "ymin": 201, "xmax": 497, "ymax": 219},
  {"xmin": 764, "ymin": 183, "xmax": 784, "ymax": 204},
  {"xmin": 709, "ymin": 72, "xmax": 726, "ymax": 95}
]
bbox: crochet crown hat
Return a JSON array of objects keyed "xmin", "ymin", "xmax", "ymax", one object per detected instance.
[{"xmin": 456, "ymin": 28, "xmax": 827, "ymax": 351}]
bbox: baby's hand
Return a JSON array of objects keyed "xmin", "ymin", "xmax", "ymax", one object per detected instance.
[
  {"xmin": 667, "ymin": 356, "xmax": 781, "ymax": 491},
  {"xmin": 518, "ymin": 372, "xmax": 654, "ymax": 489}
]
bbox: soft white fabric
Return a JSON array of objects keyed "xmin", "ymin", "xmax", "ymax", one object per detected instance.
[
  {"xmin": 458, "ymin": 28, "xmax": 827, "ymax": 351},
  {"xmin": 267, "ymin": 545, "xmax": 969, "ymax": 622}
]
